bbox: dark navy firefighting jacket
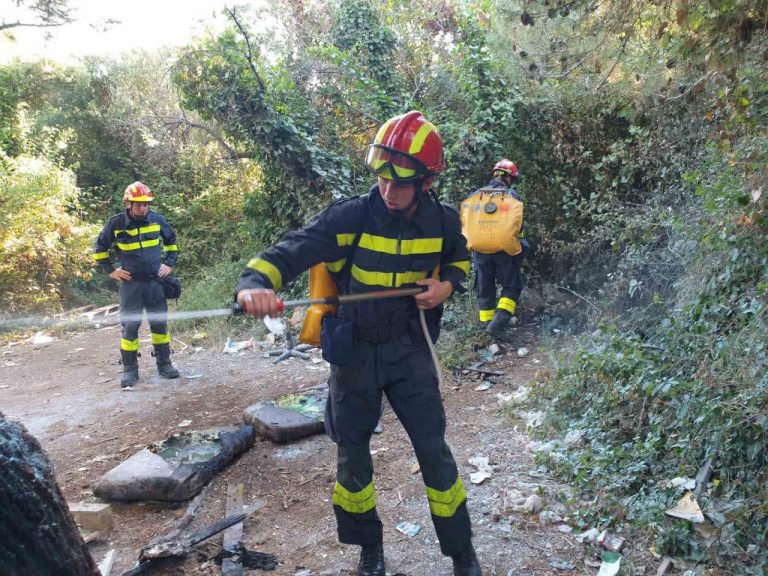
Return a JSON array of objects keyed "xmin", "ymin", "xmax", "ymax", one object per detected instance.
[
  {"xmin": 236, "ymin": 185, "xmax": 471, "ymax": 329},
  {"xmin": 93, "ymin": 210, "xmax": 178, "ymax": 281}
]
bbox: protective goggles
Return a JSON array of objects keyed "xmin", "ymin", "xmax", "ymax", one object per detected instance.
[{"xmin": 365, "ymin": 145, "xmax": 430, "ymax": 183}]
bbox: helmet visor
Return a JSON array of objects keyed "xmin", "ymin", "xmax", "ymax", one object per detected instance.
[{"xmin": 366, "ymin": 145, "xmax": 429, "ymax": 183}]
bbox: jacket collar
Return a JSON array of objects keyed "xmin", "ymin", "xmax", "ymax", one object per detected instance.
[{"xmin": 368, "ymin": 184, "xmax": 441, "ymax": 232}]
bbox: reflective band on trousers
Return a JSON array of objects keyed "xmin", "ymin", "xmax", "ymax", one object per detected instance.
[
  {"xmin": 121, "ymin": 338, "xmax": 140, "ymax": 351},
  {"xmin": 332, "ymin": 480, "xmax": 376, "ymax": 514},
  {"xmin": 479, "ymin": 309, "xmax": 495, "ymax": 322},
  {"xmin": 425, "ymin": 476, "xmax": 467, "ymax": 518},
  {"xmin": 151, "ymin": 332, "xmax": 171, "ymax": 345},
  {"xmin": 497, "ymin": 297, "xmax": 517, "ymax": 314}
]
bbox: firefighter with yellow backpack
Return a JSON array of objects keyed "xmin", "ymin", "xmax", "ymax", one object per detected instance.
[
  {"xmin": 236, "ymin": 111, "xmax": 482, "ymax": 576},
  {"xmin": 460, "ymin": 160, "xmax": 526, "ymax": 339}
]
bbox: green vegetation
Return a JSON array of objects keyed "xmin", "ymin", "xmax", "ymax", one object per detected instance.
[{"xmin": 1, "ymin": 0, "xmax": 766, "ymax": 570}]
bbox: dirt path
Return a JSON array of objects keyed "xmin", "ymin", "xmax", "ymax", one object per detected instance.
[{"xmin": 0, "ymin": 322, "xmax": 588, "ymax": 575}]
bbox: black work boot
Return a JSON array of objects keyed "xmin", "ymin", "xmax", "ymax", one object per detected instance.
[
  {"xmin": 357, "ymin": 542, "xmax": 385, "ymax": 576},
  {"xmin": 485, "ymin": 309, "xmax": 512, "ymax": 339},
  {"xmin": 120, "ymin": 350, "xmax": 139, "ymax": 388},
  {"xmin": 153, "ymin": 343, "xmax": 180, "ymax": 379},
  {"xmin": 452, "ymin": 544, "xmax": 482, "ymax": 576}
]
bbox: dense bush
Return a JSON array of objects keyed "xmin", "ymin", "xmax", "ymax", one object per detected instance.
[{"xmin": 0, "ymin": 154, "xmax": 98, "ymax": 312}]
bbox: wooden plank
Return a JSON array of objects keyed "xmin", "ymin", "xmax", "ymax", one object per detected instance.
[
  {"xmin": 222, "ymin": 483, "xmax": 244, "ymax": 576},
  {"xmin": 463, "ymin": 366, "xmax": 506, "ymax": 376},
  {"xmin": 69, "ymin": 501, "xmax": 113, "ymax": 532}
]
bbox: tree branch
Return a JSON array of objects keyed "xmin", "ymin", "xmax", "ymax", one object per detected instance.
[{"xmin": 224, "ymin": 6, "xmax": 266, "ymax": 93}]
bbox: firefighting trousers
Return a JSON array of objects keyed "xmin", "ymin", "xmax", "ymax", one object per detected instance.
[
  {"xmin": 474, "ymin": 251, "xmax": 523, "ymax": 321},
  {"xmin": 324, "ymin": 331, "xmax": 472, "ymax": 556},
  {"xmin": 118, "ymin": 280, "xmax": 171, "ymax": 352}
]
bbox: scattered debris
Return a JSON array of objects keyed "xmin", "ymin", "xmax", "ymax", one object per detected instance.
[
  {"xmin": 597, "ymin": 530, "xmax": 625, "ymax": 552},
  {"xmin": 564, "ymin": 429, "xmax": 585, "ymax": 449},
  {"xmin": 395, "ymin": 521, "xmax": 421, "ymax": 537},
  {"xmin": 97, "ymin": 549, "xmax": 116, "ymax": 576},
  {"xmin": 262, "ymin": 316, "xmax": 285, "ymax": 336},
  {"xmin": 470, "ymin": 470, "xmax": 493, "ymax": 484},
  {"xmin": 549, "ymin": 558, "xmax": 576, "ymax": 570},
  {"xmin": 475, "ymin": 380, "xmax": 494, "ymax": 391},
  {"xmin": 516, "ymin": 347, "xmax": 529, "ymax": 358},
  {"xmin": 410, "ymin": 463, "xmax": 420, "ymax": 474},
  {"xmin": 663, "ymin": 477, "xmax": 696, "ymax": 491},
  {"xmin": 665, "ymin": 492, "xmax": 705, "ymax": 523},
  {"xmin": 122, "ymin": 512, "xmax": 248, "ymax": 575},
  {"xmin": 30, "ymin": 332, "xmax": 55, "ymax": 347},
  {"xmin": 487, "ymin": 343, "xmax": 501, "ymax": 356},
  {"xmin": 596, "ymin": 551, "xmax": 622, "ymax": 576},
  {"xmin": 68, "ymin": 501, "xmax": 113, "ymax": 536},
  {"xmin": 656, "ymin": 557, "xmax": 673, "ymax": 576},
  {"xmin": 520, "ymin": 494, "xmax": 544, "ymax": 515},
  {"xmin": 177, "ymin": 420, "xmax": 192, "ymax": 427},
  {"xmin": 223, "ymin": 338, "xmax": 254, "ymax": 354},
  {"xmin": 577, "ymin": 527, "xmax": 601, "ymax": 543},
  {"xmin": 184, "ymin": 373, "xmax": 204, "ymax": 380}
]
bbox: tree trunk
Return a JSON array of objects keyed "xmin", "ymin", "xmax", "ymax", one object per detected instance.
[{"xmin": 0, "ymin": 412, "xmax": 99, "ymax": 576}]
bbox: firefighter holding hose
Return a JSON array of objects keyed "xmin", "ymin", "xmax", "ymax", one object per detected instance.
[{"xmin": 236, "ymin": 112, "xmax": 481, "ymax": 576}]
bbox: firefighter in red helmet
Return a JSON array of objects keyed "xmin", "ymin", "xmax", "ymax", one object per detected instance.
[
  {"xmin": 93, "ymin": 181, "xmax": 180, "ymax": 387},
  {"xmin": 236, "ymin": 111, "xmax": 481, "ymax": 575},
  {"xmin": 464, "ymin": 160, "xmax": 526, "ymax": 339}
]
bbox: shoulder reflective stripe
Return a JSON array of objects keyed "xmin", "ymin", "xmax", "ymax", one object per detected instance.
[
  {"xmin": 400, "ymin": 237, "xmax": 442, "ymax": 255},
  {"xmin": 336, "ymin": 233, "xmax": 357, "ymax": 247},
  {"xmin": 395, "ymin": 271, "xmax": 428, "ymax": 286},
  {"xmin": 163, "ymin": 244, "xmax": 178, "ymax": 252},
  {"xmin": 93, "ymin": 251, "xmax": 110, "ymax": 260},
  {"xmin": 246, "ymin": 258, "xmax": 283, "ymax": 290},
  {"xmin": 151, "ymin": 332, "xmax": 171, "ymax": 345},
  {"xmin": 409, "ymin": 122, "xmax": 434, "ymax": 154},
  {"xmin": 497, "ymin": 297, "xmax": 517, "ymax": 314},
  {"xmin": 325, "ymin": 258, "xmax": 347, "ymax": 273},
  {"xmin": 425, "ymin": 477, "xmax": 466, "ymax": 518},
  {"xmin": 332, "ymin": 481, "xmax": 376, "ymax": 514},
  {"xmin": 120, "ymin": 338, "xmax": 140, "ymax": 352},
  {"xmin": 351, "ymin": 264, "xmax": 393, "ymax": 287},
  {"xmin": 447, "ymin": 260, "xmax": 471, "ymax": 274},
  {"xmin": 479, "ymin": 309, "xmax": 495, "ymax": 322},
  {"xmin": 359, "ymin": 233, "xmax": 398, "ymax": 254}
]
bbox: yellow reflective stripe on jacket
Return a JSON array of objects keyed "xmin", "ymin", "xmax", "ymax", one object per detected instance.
[
  {"xmin": 479, "ymin": 309, "xmax": 495, "ymax": 322},
  {"xmin": 332, "ymin": 481, "xmax": 376, "ymax": 514},
  {"xmin": 121, "ymin": 338, "xmax": 140, "ymax": 352},
  {"xmin": 93, "ymin": 251, "xmax": 110, "ymax": 260},
  {"xmin": 447, "ymin": 260, "xmax": 471, "ymax": 274},
  {"xmin": 114, "ymin": 224, "xmax": 161, "ymax": 237},
  {"xmin": 396, "ymin": 271, "xmax": 428, "ymax": 286},
  {"xmin": 498, "ymin": 297, "xmax": 517, "ymax": 315},
  {"xmin": 351, "ymin": 265, "xmax": 393, "ymax": 287},
  {"xmin": 358, "ymin": 234, "xmax": 398, "ymax": 254},
  {"xmin": 325, "ymin": 258, "xmax": 347, "ymax": 273},
  {"xmin": 425, "ymin": 477, "xmax": 466, "ymax": 518},
  {"xmin": 246, "ymin": 258, "xmax": 283, "ymax": 290},
  {"xmin": 151, "ymin": 332, "xmax": 171, "ymax": 345},
  {"xmin": 358, "ymin": 234, "xmax": 442, "ymax": 255},
  {"xmin": 115, "ymin": 238, "xmax": 161, "ymax": 251},
  {"xmin": 351, "ymin": 265, "xmax": 428, "ymax": 288},
  {"xmin": 336, "ymin": 233, "xmax": 356, "ymax": 247},
  {"xmin": 163, "ymin": 244, "xmax": 178, "ymax": 252}
]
